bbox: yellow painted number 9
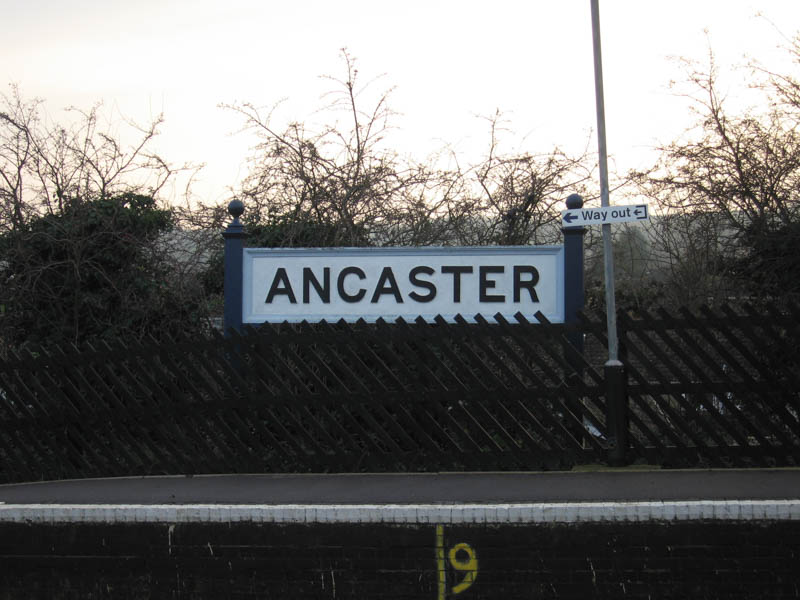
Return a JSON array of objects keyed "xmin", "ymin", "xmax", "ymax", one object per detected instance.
[
  {"xmin": 436, "ymin": 525, "xmax": 478, "ymax": 598},
  {"xmin": 448, "ymin": 543, "xmax": 478, "ymax": 594}
]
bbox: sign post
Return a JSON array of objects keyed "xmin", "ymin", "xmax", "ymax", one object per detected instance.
[
  {"xmin": 223, "ymin": 199, "xmax": 246, "ymax": 337},
  {"xmin": 562, "ymin": 193, "xmax": 586, "ymax": 350},
  {"xmin": 563, "ymin": 194, "xmax": 587, "ymax": 447}
]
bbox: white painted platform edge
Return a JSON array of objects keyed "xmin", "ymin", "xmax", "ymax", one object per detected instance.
[{"xmin": 0, "ymin": 500, "xmax": 798, "ymax": 524}]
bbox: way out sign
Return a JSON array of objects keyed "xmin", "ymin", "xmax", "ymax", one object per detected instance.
[
  {"xmin": 242, "ymin": 246, "xmax": 565, "ymax": 324},
  {"xmin": 561, "ymin": 204, "xmax": 648, "ymax": 227}
]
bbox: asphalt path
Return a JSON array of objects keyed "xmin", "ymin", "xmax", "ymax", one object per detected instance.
[{"xmin": 1, "ymin": 469, "xmax": 798, "ymax": 504}]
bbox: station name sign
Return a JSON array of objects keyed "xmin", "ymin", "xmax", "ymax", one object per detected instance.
[{"xmin": 242, "ymin": 247, "xmax": 564, "ymax": 323}]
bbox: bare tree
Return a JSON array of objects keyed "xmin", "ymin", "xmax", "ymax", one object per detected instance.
[
  {"xmin": 449, "ymin": 111, "xmax": 594, "ymax": 246},
  {"xmin": 224, "ymin": 50, "xmax": 450, "ymax": 247},
  {"xmin": 0, "ymin": 85, "xmax": 39, "ymax": 231},
  {"xmin": 225, "ymin": 52, "xmax": 596, "ymax": 250},
  {"xmin": 1, "ymin": 85, "xmax": 188, "ymax": 233},
  {"xmin": 631, "ymin": 39, "xmax": 800, "ymax": 301}
]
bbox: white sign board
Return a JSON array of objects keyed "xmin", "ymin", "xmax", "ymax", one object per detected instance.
[
  {"xmin": 242, "ymin": 246, "xmax": 564, "ymax": 323},
  {"xmin": 561, "ymin": 204, "xmax": 648, "ymax": 227}
]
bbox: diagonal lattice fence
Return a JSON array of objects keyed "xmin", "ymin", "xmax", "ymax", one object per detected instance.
[{"xmin": 1, "ymin": 303, "xmax": 798, "ymax": 483}]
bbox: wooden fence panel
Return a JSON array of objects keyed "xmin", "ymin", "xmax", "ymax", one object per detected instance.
[
  {"xmin": 1, "ymin": 303, "xmax": 798, "ymax": 483},
  {"xmin": 616, "ymin": 302, "xmax": 800, "ymax": 467}
]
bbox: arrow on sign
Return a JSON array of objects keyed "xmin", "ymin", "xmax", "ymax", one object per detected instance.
[
  {"xmin": 634, "ymin": 205, "xmax": 647, "ymax": 219},
  {"xmin": 563, "ymin": 213, "xmax": 578, "ymax": 224}
]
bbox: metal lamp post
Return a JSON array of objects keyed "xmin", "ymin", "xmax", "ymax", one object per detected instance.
[{"xmin": 590, "ymin": 0, "xmax": 628, "ymax": 465}]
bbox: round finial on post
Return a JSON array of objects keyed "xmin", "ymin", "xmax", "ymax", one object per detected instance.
[
  {"xmin": 566, "ymin": 193, "xmax": 584, "ymax": 210},
  {"xmin": 228, "ymin": 199, "xmax": 244, "ymax": 221}
]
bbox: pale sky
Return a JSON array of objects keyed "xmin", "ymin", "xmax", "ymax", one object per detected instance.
[{"xmin": 2, "ymin": 0, "xmax": 798, "ymax": 206}]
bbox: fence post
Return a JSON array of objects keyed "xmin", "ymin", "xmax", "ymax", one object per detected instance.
[
  {"xmin": 223, "ymin": 199, "xmax": 246, "ymax": 337},
  {"xmin": 605, "ymin": 356, "xmax": 629, "ymax": 466}
]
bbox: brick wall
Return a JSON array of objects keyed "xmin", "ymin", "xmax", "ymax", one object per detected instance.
[{"xmin": 1, "ymin": 520, "xmax": 798, "ymax": 599}]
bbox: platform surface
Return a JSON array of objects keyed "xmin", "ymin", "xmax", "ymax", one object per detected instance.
[{"xmin": 1, "ymin": 469, "xmax": 798, "ymax": 505}]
